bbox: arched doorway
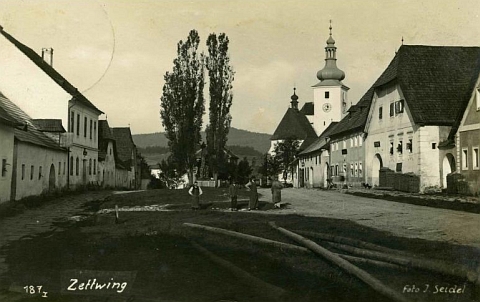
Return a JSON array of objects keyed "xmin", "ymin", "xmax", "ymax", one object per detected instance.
[
  {"xmin": 49, "ymin": 164, "xmax": 56, "ymax": 191},
  {"xmin": 442, "ymin": 153, "xmax": 455, "ymax": 188},
  {"xmin": 372, "ymin": 154, "xmax": 383, "ymax": 186}
]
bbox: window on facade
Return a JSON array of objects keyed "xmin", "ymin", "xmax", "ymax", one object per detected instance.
[
  {"xmin": 76, "ymin": 157, "xmax": 79, "ymax": 176},
  {"xmin": 350, "ymin": 163, "xmax": 354, "ymax": 176},
  {"xmin": 343, "ymin": 140, "xmax": 346, "ymax": 149},
  {"xmin": 325, "ymin": 91, "xmax": 330, "ymax": 99},
  {"xmin": 64, "ymin": 162, "xmax": 66, "ymax": 175},
  {"xmin": 390, "ymin": 141, "xmax": 394, "ymax": 155},
  {"xmin": 350, "ymin": 138, "xmax": 353, "ymax": 147},
  {"xmin": 390, "ymin": 103, "xmax": 394, "ymax": 117},
  {"xmin": 30, "ymin": 165, "xmax": 34, "ymax": 180},
  {"xmin": 462, "ymin": 149, "xmax": 468, "ymax": 170},
  {"xmin": 77, "ymin": 114, "xmax": 80, "ymax": 136},
  {"xmin": 90, "ymin": 119, "xmax": 93, "ymax": 139},
  {"xmin": 39, "ymin": 166, "xmax": 42, "ymax": 179},
  {"xmin": 397, "ymin": 140, "xmax": 403, "ymax": 154},
  {"xmin": 395, "ymin": 100, "xmax": 405, "ymax": 114},
  {"xmin": 331, "ymin": 166, "xmax": 335, "ymax": 177},
  {"xmin": 476, "ymin": 88, "xmax": 480, "ymax": 110},
  {"xmin": 343, "ymin": 163, "xmax": 347, "ymax": 174},
  {"xmin": 94, "ymin": 121, "xmax": 97, "ymax": 142},
  {"xmin": 359, "ymin": 135, "xmax": 363, "ymax": 146},
  {"xmin": 89, "ymin": 158, "xmax": 92, "ymax": 175},
  {"xmin": 1, "ymin": 159, "xmax": 7, "ymax": 177},
  {"xmin": 355, "ymin": 162, "xmax": 358, "ymax": 177},
  {"xmin": 70, "ymin": 156, "xmax": 74, "ymax": 176},
  {"xmin": 474, "ymin": 147, "xmax": 479, "ymax": 169},
  {"xmin": 396, "ymin": 163, "xmax": 403, "ymax": 172},
  {"xmin": 22, "ymin": 164, "xmax": 25, "ymax": 180},
  {"xmin": 407, "ymin": 139, "xmax": 413, "ymax": 153},
  {"xmin": 431, "ymin": 143, "xmax": 436, "ymax": 149},
  {"xmin": 335, "ymin": 165, "xmax": 338, "ymax": 176},
  {"xmin": 94, "ymin": 159, "xmax": 97, "ymax": 174},
  {"xmin": 379, "ymin": 106, "xmax": 383, "ymax": 120},
  {"xmin": 70, "ymin": 111, "xmax": 75, "ymax": 132},
  {"xmin": 84, "ymin": 117, "xmax": 87, "ymax": 138},
  {"xmin": 359, "ymin": 162, "xmax": 363, "ymax": 176},
  {"xmin": 354, "ymin": 137, "xmax": 357, "ymax": 147}
]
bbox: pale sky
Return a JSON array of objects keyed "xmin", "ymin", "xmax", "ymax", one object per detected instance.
[{"xmin": 1, "ymin": 0, "xmax": 479, "ymax": 134}]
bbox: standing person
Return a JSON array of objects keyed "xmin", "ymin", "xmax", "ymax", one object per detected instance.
[
  {"xmin": 246, "ymin": 176, "xmax": 258, "ymax": 210},
  {"xmin": 229, "ymin": 179, "xmax": 238, "ymax": 211},
  {"xmin": 271, "ymin": 176, "xmax": 283, "ymax": 208},
  {"xmin": 188, "ymin": 181, "xmax": 203, "ymax": 210}
]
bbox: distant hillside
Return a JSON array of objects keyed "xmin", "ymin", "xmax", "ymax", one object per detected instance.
[{"xmin": 133, "ymin": 127, "xmax": 272, "ymax": 154}]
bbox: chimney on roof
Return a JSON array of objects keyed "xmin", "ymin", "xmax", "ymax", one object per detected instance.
[{"xmin": 41, "ymin": 47, "xmax": 54, "ymax": 66}]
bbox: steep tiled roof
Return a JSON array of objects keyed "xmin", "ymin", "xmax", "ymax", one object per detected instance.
[
  {"xmin": 374, "ymin": 45, "xmax": 480, "ymax": 126},
  {"xmin": 0, "ymin": 98, "xmax": 21, "ymax": 127},
  {"xmin": 0, "ymin": 29, "xmax": 103, "ymax": 114},
  {"xmin": 327, "ymin": 88, "xmax": 374, "ymax": 138},
  {"xmin": 98, "ymin": 120, "xmax": 116, "ymax": 161},
  {"xmin": 299, "ymin": 122, "xmax": 338, "ymax": 155},
  {"xmin": 32, "ymin": 119, "xmax": 65, "ymax": 132},
  {"xmin": 300, "ymin": 102, "xmax": 314, "ymax": 116},
  {"xmin": 111, "ymin": 127, "xmax": 135, "ymax": 166},
  {"xmin": 271, "ymin": 108, "xmax": 317, "ymax": 140},
  {"xmin": 0, "ymin": 93, "xmax": 64, "ymax": 150}
]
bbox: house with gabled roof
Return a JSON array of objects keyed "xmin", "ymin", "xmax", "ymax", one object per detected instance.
[
  {"xmin": 327, "ymin": 88, "xmax": 374, "ymax": 188},
  {"xmin": 364, "ymin": 45, "xmax": 480, "ymax": 191},
  {"xmin": 97, "ymin": 120, "xmax": 117, "ymax": 188},
  {"xmin": 0, "ymin": 25, "xmax": 104, "ymax": 189},
  {"xmin": 456, "ymin": 72, "xmax": 480, "ymax": 195},
  {"xmin": 0, "ymin": 91, "xmax": 68, "ymax": 201},
  {"xmin": 111, "ymin": 127, "xmax": 138, "ymax": 189},
  {"xmin": 295, "ymin": 122, "xmax": 337, "ymax": 188}
]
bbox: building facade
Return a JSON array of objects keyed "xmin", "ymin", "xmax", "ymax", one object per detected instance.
[{"xmin": 364, "ymin": 46, "xmax": 480, "ymax": 191}]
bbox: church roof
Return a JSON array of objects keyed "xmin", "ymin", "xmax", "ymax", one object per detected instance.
[
  {"xmin": 373, "ymin": 45, "xmax": 480, "ymax": 126},
  {"xmin": 0, "ymin": 28, "xmax": 103, "ymax": 115},
  {"xmin": 271, "ymin": 108, "xmax": 317, "ymax": 141},
  {"xmin": 300, "ymin": 102, "xmax": 314, "ymax": 116}
]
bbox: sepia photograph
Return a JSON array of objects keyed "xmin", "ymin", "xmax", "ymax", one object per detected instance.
[{"xmin": 0, "ymin": 0, "xmax": 479, "ymax": 301}]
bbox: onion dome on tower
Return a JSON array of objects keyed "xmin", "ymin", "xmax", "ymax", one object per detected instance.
[
  {"xmin": 290, "ymin": 87, "xmax": 299, "ymax": 110},
  {"xmin": 316, "ymin": 21, "xmax": 345, "ymax": 85}
]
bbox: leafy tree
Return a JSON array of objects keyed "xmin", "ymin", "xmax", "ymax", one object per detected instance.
[
  {"xmin": 258, "ymin": 153, "xmax": 282, "ymax": 179},
  {"xmin": 273, "ymin": 137, "xmax": 300, "ymax": 183},
  {"xmin": 236, "ymin": 157, "xmax": 253, "ymax": 185},
  {"xmin": 160, "ymin": 30, "xmax": 205, "ymax": 185},
  {"xmin": 205, "ymin": 33, "xmax": 235, "ymax": 186}
]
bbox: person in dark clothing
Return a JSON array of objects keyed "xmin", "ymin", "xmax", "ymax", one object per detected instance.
[
  {"xmin": 229, "ymin": 180, "xmax": 238, "ymax": 211},
  {"xmin": 246, "ymin": 176, "xmax": 258, "ymax": 210},
  {"xmin": 271, "ymin": 176, "xmax": 283, "ymax": 208},
  {"xmin": 188, "ymin": 181, "xmax": 203, "ymax": 210}
]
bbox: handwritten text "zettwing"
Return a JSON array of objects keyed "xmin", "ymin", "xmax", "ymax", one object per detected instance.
[{"xmin": 67, "ymin": 278, "xmax": 128, "ymax": 293}]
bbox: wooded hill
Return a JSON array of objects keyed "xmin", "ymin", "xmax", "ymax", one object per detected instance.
[{"xmin": 133, "ymin": 127, "xmax": 272, "ymax": 154}]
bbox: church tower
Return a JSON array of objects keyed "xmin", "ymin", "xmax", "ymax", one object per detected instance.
[{"xmin": 312, "ymin": 21, "xmax": 349, "ymax": 136}]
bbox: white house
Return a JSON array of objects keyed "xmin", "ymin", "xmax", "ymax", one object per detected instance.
[
  {"xmin": 364, "ymin": 45, "xmax": 480, "ymax": 191},
  {"xmin": 0, "ymin": 26, "xmax": 103, "ymax": 190}
]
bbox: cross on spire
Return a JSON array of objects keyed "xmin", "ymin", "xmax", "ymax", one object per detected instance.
[{"xmin": 329, "ymin": 20, "xmax": 332, "ymax": 36}]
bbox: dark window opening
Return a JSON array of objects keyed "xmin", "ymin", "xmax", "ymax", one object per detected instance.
[
  {"xmin": 432, "ymin": 143, "xmax": 436, "ymax": 149},
  {"xmin": 379, "ymin": 106, "xmax": 383, "ymax": 120},
  {"xmin": 325, "ymin": 91, "xmax": 330, "ymax": 99}
]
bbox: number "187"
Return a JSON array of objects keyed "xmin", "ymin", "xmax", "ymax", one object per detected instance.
[{"xmin": 23, "ymin": 285, "xmax": 48, "ymax": 297}]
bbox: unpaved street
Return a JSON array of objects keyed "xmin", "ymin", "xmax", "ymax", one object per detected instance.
[{"xmin": 259, "ymin": 188, "xmax": 480, "ymax": 248}]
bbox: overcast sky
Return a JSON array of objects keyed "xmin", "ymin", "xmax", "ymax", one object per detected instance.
[{"xmin": 1, "ymin": 0, "xmax": 479, "ymax": 135}]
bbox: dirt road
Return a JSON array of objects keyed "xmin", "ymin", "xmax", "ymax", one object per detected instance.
[{"xmin": 259, "ymin": 188, "xmax": 480, "ymax": 248}]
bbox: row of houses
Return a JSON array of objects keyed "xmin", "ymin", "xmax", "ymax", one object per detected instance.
[
  {"xmin": 271, "ymin": 27, "xmax": 480, "ymax": 195},
  {"xmin": 0, "ymin": 25, "xmax": 140, "ymax": 203}
]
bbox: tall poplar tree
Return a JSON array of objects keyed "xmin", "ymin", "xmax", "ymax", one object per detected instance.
[
  {"xmin": 205, "ymin": 33, "xmax": 235, "ymax": 184},
  {"xmin": 160, "ymin": 30, "xmax": 205, "ymax": 185}
]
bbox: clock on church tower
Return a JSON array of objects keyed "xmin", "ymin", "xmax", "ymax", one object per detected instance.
[{"xmin": 312, "ymin": 21, "xmax": 349, "ymax": 136}]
